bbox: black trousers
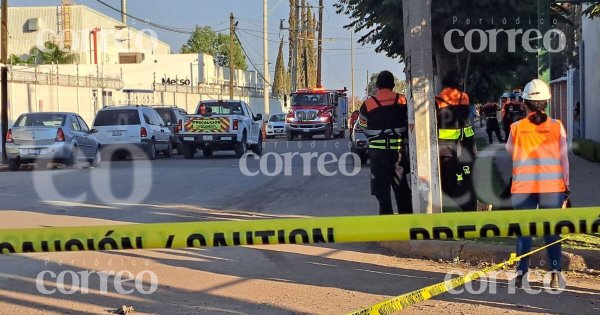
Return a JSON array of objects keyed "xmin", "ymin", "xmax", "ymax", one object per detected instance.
[
  {"xmin": 486, "ymin": 118, "xmax": 502, "ymax": 144},
  {"xmin": 502, "ymin": 119, "xmax": 511, "ymax": 141},
  {"xmin": 439, "ymin": 138, "xmax": 477, "ymax": 211},
  {"xmin": 370, "ymin": 149, "xmax": 413, "ymax": 215}
]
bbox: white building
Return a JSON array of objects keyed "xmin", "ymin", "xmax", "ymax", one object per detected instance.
[
  {"xmin": 581, "ymin": 9, "xmax": 600, "ymax": 143},
  {"xmin": 1, "ymin": 5, "xmax": 171, "ymax": 64}
]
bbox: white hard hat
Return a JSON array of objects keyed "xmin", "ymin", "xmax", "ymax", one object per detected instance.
[
  {"xmin": 522, "ymin": 79, "xmax": 551, "ymax": 101},
  {"xmin": 501, "ymin": 92, "xmax": 509, "ymax": 98}
]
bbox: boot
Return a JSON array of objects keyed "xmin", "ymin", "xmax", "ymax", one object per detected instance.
[{"xmin": 550, "ymin": 272, "xmax": 565, "ymax": 289}]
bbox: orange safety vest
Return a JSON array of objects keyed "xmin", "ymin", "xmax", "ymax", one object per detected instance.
[{"xmin": 510, "ymin": 115, "xmax": 566, "ymax": 194}]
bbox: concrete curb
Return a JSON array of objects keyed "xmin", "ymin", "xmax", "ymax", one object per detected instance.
[{"xmin": 378, "ymin": 240, "xmax": 599, "ymax": 272}]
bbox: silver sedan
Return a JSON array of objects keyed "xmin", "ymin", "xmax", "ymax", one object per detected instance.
[{"xmin": 5, "ymin": 112, "xmax": 102, "ymax": 171}]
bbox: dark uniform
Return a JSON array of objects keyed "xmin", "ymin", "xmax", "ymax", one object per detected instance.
[
  {"xmin": 502, "ymin": 100, "xmax": 527, "ymax": 141},
  {"xmin": 359, "ymin": 89, "xmax": 412, "ymax": 215},
  {"xmin": 482, "ymin": 102, "xmax": 502, "ymax": 144},
  {"xmin": 435, "ymin": 87, "xmax": 477, "ymax": 211}
]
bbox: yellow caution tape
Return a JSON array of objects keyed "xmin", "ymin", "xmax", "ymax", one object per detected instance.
[
  {"xmin": 0, "ymin": 207, "xmax": 597, "ymax": 254},
  {"xmin": 348, "ymin": 238, "xmax": 567, "ymax": 315}
]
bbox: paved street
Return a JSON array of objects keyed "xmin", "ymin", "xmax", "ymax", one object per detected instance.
[{"xmin": 0, "ymin": 137, "xmax": 599, "ymax": 314}]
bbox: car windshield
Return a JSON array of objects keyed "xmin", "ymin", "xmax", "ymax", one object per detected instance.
[
  {"xmin": 155, "ymin": 108, "xmax": 176, "ymax": 124},
  {"xmin": 93, "ymin": 109, "xmax": 141, "ymax": 126},
  {"xmin": 291, "ymin": 94, "xmax": 328, "ymax": 106},
  {"xmin": 197, "ymin": 102, "xmax": 244, "ymax": 115},
  {"xmin": 269, "ymin": 114, "xmax": 286, "ymax": 122},
  {"xmin": 14, "ymin": 114, "xmax": 66, "ymax": 127}
]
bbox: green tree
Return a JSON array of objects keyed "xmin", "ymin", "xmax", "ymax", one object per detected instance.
[
  {"xmin": 180, "ymin": 26, "xmax": 247, "ymax": 70},
  {"xmin": 8, "ymin": 54, "xmax": 35, "ymax": 64},
  {"xmin": 335, "ymin": 0, "xmax": 573, "ymax": 102},
  {"xmin": 272, "ymin": 40, "xmax": 287, "ymax": 96},
  {"xmin": 30, "ymin": 42, "xmax": 76, "ymax": 64}
]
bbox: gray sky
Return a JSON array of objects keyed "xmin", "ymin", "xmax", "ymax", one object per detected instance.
[{"xmin": 18, "ymin": 0, "xmax": 404, "ymax": 98}]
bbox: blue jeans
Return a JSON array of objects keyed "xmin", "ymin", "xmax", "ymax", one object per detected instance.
[{"xmin": 511, "ymin": 193, "xmax": 565, "ymax": 273}]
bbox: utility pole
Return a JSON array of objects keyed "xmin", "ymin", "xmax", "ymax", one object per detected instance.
[
  {"xmin": 229, "ymin": 12, "xmax": 235, "ymax": 100},
  {"xmin": 1, "ymin": 0, "xmax": 8, "ymax": 163},
  {"xmin": 292, "ymin": 2, "xmax": 300, "ymax": 92},
  {"xmin": 121, "ymin": 0, "xmax": 127, "ymax": 25},
  {"xmin": 316, "ymin": 0, "xmax": 323, "ymax": 87},
  {"xmin": 350, "ymin": 28, "xmax": 355, "ymax": 113},
  {"xmin": 538, "ymin": 0, "xmax": 551, "ymax": 112},
  {"xmin": 263, "ymin": 0, "xmax": 270, "ymax": 116},
  {"xmin": 303, "ymin": 47, "xmax": 309, "ymax": 88},
  {"xmin": 403, "ymin": 0, "xmax": 442, "ymax": 214}
]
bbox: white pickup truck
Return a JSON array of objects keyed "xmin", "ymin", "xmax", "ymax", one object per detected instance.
[{"xmin": 178, "ymin": 100, "xmax": 264, "ymax": 159}]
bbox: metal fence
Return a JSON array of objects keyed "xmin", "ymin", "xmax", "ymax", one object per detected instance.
[
  {"xmin": 8, "ymin": 70, "xmax": 123, "ymax": 90},
  {"xmin": 153, "ymin": 83, "xmax": 264, "ymax": 97}
]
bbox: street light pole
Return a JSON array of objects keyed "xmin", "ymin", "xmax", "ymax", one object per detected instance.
[
  {"xmin": 1, "ymin": 0, "xmax": 8, "ymax": 163},
  {"xmin": 263, "ymin": 0, "xmax": 270, "ymax": 116}
]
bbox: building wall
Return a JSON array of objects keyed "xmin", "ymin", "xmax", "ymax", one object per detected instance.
[
  {"xmin": 2, "ymin": 5, "xmax": 171, "ymax": 64},
  {"xmin": 582, "ymin": 15, "xmax": 600, "ymax": 143}
]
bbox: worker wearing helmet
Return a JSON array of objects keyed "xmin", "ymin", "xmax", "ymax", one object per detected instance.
[
  {"xmin": 501, "ymin": 93, "xmax": 527, "ymax": 141},
  {"xmin": 359, "ymin": 71, "xmax": 412, "ymax": 215},
  {"xmin": 506, "ymin": 79, "xmax": 569, "ymax": 290},
  {"xmin": 435, "ymin": 70, "xmax": 477, "ymax": 211}
]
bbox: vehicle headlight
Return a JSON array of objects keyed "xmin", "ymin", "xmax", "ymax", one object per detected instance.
[
  {"xmin": 318, "ymin": 116, "xmax": 329, "ymax": 122},
  {"xmin": 267, "ymin": 124, "xmax": 274, "ymax": 129}
]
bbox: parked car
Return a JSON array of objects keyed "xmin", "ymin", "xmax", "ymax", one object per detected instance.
[
  {"xmin": 179, "ymin": 100, "xmax": 263, "ymax": 159},
  {"xmin": 154, "ymin": 106, "xmax": 188, "ymax": 154},
  {"xmin": 348, "ymin": 110, "xmax": 360, "ymax": 137},
  {"xmin": 93, "ymin": 105, "xmax": 173, "ymax": 160},
  {"xmin": 5, "ymin": 112, "xmax": 101, "ymax": 171},
  {"xmin": 350, "ymin": 120, "xmax": 369, "ymax": 165},
  {"xmin": 265, "ymin": 113, "xmax": 287, "ymax": 138}
]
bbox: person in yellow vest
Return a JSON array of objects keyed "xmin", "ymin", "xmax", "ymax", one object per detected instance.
[
  {"xmin": 506, "ymin": 79, "xmax": 569, "ymax": 289},
  {"xmin": 435, "ymin": 70, "xmax": 477, "ymax": 211},
  {"xmin": 359, "ymin": 71, "xmax": 412, "ymax": 215}
]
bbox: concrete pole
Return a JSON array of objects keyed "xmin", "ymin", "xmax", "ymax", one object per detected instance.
[
  {"xmin": 1, "ymin": 0, "xmax": 8, "ymax": 163},
  {"xmin": 263, "ymin": 0, "xmax": 270, "ymax": 116},
  {"xmin": 229, "ymin": 13, "xmax": 235, "ymax": 100},
  {"xmin": 292, "ymin": 2, "xmax": 300, "ymax": 92},
  {"xmin": 121, "ymin": 0, "xmax": 127, "ymax": 25},
  {"xmin": 403, "ymin": 0, "xmax": 442, "ymax": 213},
  {"xmin": 350, "ymin": 28, "xmax": 355, "ymax": 113},
  {"xmin": 316, "ymin": 0, "xmax": 323, "ymax": 87}
]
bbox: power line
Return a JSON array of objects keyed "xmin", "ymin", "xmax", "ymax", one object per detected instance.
[
  {"xmin": 93, "ymin": 0, "xmax": 194, "ymax": 34},
  {"xmin": 233, "ymin": 32, "xmax": 272, "ymax": 87}
]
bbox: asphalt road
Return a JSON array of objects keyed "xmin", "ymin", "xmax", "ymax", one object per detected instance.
[{"xmin": 0, "ymin": 137, "xmax": 598, "ymax": 315}]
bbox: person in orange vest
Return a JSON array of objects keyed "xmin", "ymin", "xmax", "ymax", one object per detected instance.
[
  {"xmin": 435, "ymin": 70, "xmax": 477, "ymax": 211},
  {"xmin": 359, "ymin": 71, "xmax": 412, "ymax": 215},
  {"xmin": 506, "ymin": 79, "xmax": 569, "ymax": 290}
]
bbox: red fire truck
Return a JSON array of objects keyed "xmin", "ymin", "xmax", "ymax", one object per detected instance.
[{"xmin": 285, "ymin": 87, "xmax": 349, "ymax": 140}]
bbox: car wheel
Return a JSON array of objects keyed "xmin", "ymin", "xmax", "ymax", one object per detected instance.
[
  {"xmin": 89, "ymin": 148, "xmax": 102, "ymax": 167},
  {"xmin": 202, "ymin": 148, "xmax": 214, "ymax": 158},
  {"xmin": 235, "ymin": 133, "xmax": 248, "ymax": 158},
  {"xmin": 252, "ymin": 133, "xmax": 263, "ymax": 156},
  {"xmin": 286, "ymin": 131, "xmax": 294, "ymax": 141},
  {"xmin": 147, "ymin": 141, "xmax": 157, "ymax": 160},
  {"xmin": 66, "ymin": 146, "xmax": 78, "ymax": 167},
  {"xmin": 164, "ymin": 141, "xmax": 173, "ymax": 158},
  {"xmin": 8, "ymin": 159, "xmax": 20, "ymax": 171},
  {"xmin": 182, "ymin": 143, "xmax": 195, "ymax": 159},
  {"xmin": 174, "ymin": 143, "xmax": 182, "ymax": 155}
]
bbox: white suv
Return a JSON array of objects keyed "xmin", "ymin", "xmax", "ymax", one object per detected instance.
[{"xmin": 93, "ymin": 106, "xmax": 173, "ymax": 160}]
